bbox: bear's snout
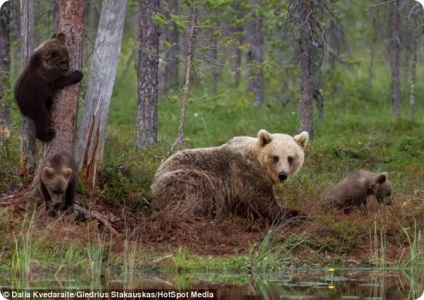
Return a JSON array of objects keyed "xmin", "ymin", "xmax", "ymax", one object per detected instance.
[
  {"xmin": 385, "ymin": 197, "xmax": 392, "ymax": 206},
  {"xmin": 278, "ymin": 171, "xmax": 288, "ymax": 182}
]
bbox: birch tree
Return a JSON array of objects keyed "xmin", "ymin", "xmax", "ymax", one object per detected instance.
[
  {"xmin": 39, "ymin": 0, "xmax": 85, "ymax": 160},
  {"xmin": 76, "ymin": 0, "xmax": 127, "ymax": 187},
  {"xmin": 136, "ymin": 0, "xmax": 159, "ymax": 148},
  {"xmin": 19, "ymin": 0, "xmax": 37, "ymax": 177}
]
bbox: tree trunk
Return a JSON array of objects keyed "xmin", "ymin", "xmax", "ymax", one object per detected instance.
[
  {"xmin": 0, "ymin": 1, "xmax": 11, "ymax": 127},
  {"xmin": 39, "ymin": 0, "xmax": 85, "ymax": 160},
  {"xmin": 163, "ymin": 0, "xmax": 180, "ymax": 94},
  {"xmin": 177, "ymin": 4, "xmax": 196, "ymax": 149},
  {"xmin": 299, "ymin": 0, "xmax": 314, "ymax": 139},
  {"xmin": 136, "ymin": 0, "xmax": 160, "ymax": 148},
  {"xmin": 19, "ymin": 0, "xmax": 37, "ymax": 177},
  {"xmin": 390, "ymin": 0, "xmax": 401, "ymax": 117},
  {"xmin": 409, "ymin": 40, "xmax": 417, "ymax": 122},
  {"xmin": 245, "ymin": 0, "xmax": 264, "ymax": 108},
  {"xmin": 368, "ymin": 15, "xmax": 377, "ymax": 90},
  {"xmin": 211, "ymin": 45, "xmax": 219, "ymax": 96},
  {"xmin": 76, "ymin": 0, "xmax": 127, "ymax": 187}
]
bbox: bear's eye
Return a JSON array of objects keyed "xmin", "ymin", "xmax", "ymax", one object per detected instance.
[
  {"xmin": 387, "ymin": 192, "xmax": 391, "ymax": 196},
  {"xmin": 288, "ymin": 156, "xmax": 294, "ymax": 165},
  {"xmin": 272, "ymin": 156, "xmax": 279, "ymax": 163}
]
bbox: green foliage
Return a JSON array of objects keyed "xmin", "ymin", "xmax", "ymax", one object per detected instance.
[{"xmin": 152, "ymin": 13, "xmax": 168, "ymax": 25}]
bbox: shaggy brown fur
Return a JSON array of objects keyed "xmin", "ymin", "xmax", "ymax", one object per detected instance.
[
  {"xmin": 151, "ymin": 130, "xmax": 309, "ymax": 222},
  {"xmin": 322, "ymin": 170, "xmax": 392, "ymax": 213},
  {"xmin": 39, "ymin": 152, "xmax": 77, "ymax": 217},
  {"xmin": 14, "ymin": 32, "xmax": 83, "ymax": 142}
]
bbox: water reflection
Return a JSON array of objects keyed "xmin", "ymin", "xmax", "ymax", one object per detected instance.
[{"xmin": 0, "ymin": 268, "xmax": 423, "ymax": 299}]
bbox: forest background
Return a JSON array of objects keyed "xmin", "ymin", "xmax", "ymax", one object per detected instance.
[{"xmin": 0, "ymin": 0, "xmax": 423, "ymax": 271}]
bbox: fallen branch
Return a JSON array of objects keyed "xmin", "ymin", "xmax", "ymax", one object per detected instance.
[{"xmin": 74, "ymin": 203, "xmax": 121, "ymax": 236}]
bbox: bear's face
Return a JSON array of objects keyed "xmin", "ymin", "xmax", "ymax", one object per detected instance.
[
  {"xmin": 39, "ymin": 33, "xmax": 71, "ymax": 73},
  {"xmin": 374, "ymin": 172, "xmax": 392, "ymax": 205},
  {"xmin": 256, "ymin": 130, "xmax": 309, "ymax": 184},
  {"xmin": 41, "ymin": 166, "xmax": 73, "ymax": 203}
]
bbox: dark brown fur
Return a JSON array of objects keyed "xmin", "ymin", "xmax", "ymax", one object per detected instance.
[
  {"xmin": 39, "ymin": 152, "xmax": 77, "ymax": 217},
  {"xmin": 322, "ymin": 170, "xmax": 392, "ymax": 214},
  {"xmin": 151, "ymin": 130, "xmax": 308, "ymax": 222},
  {"xmin": 14, "ymin": 33, "xmax": 83, "ymax": 142}
]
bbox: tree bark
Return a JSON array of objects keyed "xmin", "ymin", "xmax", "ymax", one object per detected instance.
[
  {"xmin": 299, "ymin": 0, "xmax": 314, "ymax": 139},
  {"xmin": 136, "ymin": 0, "xmax": 160, "ymax": 148},
  {"xmin": 39, "ymin": 0, "xmax": 85, "ymax": 160},
  {"xmin": 76, "ymin": 0, "xmax": 127, "ymax": 187},
  {"xmin": 390, "ymin": 0, "xmax": 401, "ymax": 117},
  {"xmin": 19, "ymin": 0, "xmax": 37, "ymax": 177},
  {"xmin": 0, "ymin": 1, "xmax": 11, "ymax": 127},
  {"xmin": 368, "ymin": 15, "xmax": 377, "ymax": 91},
  {"xmin": 409, "ymin": 40, "xmax": 417, "ymax": 122},
  {"xmin": 177, "ymin": 3, "xmax": 196, "ymax": 149},
  {"xmin": 245, "ymin": 0, "xmax": 264, "ymax": 108}
]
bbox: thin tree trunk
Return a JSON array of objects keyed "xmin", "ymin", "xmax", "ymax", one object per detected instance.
[
  {"xmin": 0, "ymin": 1, "xmax": 11, "ymax": 127},
  {"xmin": 136, "ymin": 0, "xmax": 159, "ymax": 148},
  {"xmin": 177, "ymin": 4, "xmax": 196, "ymax": 149},
  {"xmin": 368, "ymin": 15, "xmax": 377, "ymax": 90},
  {"xmin": 163, "ymin": 0, "xmax": 180, "ymax": 94},
  {"xmin": 39, "ymin": 0, "xmax": 85, "ymax": 160},
  {"xmin": 76, "ymin": 0, "xmax": 127, "ymax": 187},
  {"xmin": 409, "ymin": 41, "xmax": 417, "ymax": 122},
  {"xmin": 390, "ymin": 0, "xmax": 401, "ymax": 117},
  {"xmin": 245, "ymin": 0, "xmax": 264, "ymax": 108},
  {"xmin": 19, "ymin": 0, "xmax": 36, "ymax": 177},
  {"xmin": 211, "ymin": 45, "xmax": 219, "ymax": 96},
  {"xmin": 299, "ymin": 0, "xmax": 314, "ymax": 139}
]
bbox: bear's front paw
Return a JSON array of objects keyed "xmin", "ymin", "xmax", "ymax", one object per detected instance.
[
  {"xmin": 70, "ymin": 70, "xmax": 83, "ymax": 83},
  {"xmin": 37, "ymin": 128, "xmax": 56, "ymax": 142}
]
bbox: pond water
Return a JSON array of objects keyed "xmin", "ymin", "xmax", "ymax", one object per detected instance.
[{"xmin": 0, "ymin": 268, "xmax": 423, "ymax": 299}]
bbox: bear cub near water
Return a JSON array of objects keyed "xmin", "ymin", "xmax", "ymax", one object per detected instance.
[
  {"xmin": 14, "ymin": 32, "xmax": 83, "ymax": 142},
  {"xmin": 322, "ymin": 170, "xmax": 392, "ymax": 214},
  {"xmin": 39, "ymin": 152, "xmax": 77, "ymax": 217},
  {"xmin": 151, "ymin": 129, "xmax": 309, "ymax": 222}
]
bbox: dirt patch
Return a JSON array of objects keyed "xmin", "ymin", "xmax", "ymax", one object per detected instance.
[{"xmin": 1, "ymin": 184, "xmax": 423, "ymax": 264}]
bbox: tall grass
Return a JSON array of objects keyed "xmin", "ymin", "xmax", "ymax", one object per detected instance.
[
  {"xmin": 398, "ymin": 219, "xmax": 424, "ymax": 268},
  {"xmin": 11, "ymin": 211, "xmax": 36, "ymax": 286},
  {"xmin": 369, "ymin": 220, "xmax": 387, "ymax": 267},
  {"xmin": 249, "ymin": 228, "xmax": 312, "ymax": 272}
]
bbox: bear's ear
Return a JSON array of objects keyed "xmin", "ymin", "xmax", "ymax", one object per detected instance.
[
  {"xmin": 376, "ymin": 172, "xmax": 388, "ymax": 184},
  {"xmin": 43, "ymin": 167, "xmax": 55, "ymax": 179},
  {"xmin": 63, "ymin": 168, "xmax": 73, "ymax": 180},
  {"xmin": 258, "ymin": 129, "xmax": 272, "ymax": 146},
  {"xmin": 53, "ymin": 32, "xmax": 66, "ymax": 43},
  {"xmin": 294, "ymin": 131, "xmax": 309, "ymax": 149}
]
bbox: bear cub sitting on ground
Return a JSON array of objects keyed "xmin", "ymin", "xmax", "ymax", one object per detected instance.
[
  {"xmin": 39, "ymin": 152, "xmax": 78, "ymax": 217},
  {"xmin": 14, "ymin": 32, "xmax": 83, "ymax": 142},
  {"xmin": 151, "ymin": 129, "xmax": 309, "ymax": 222},
  {"xmin": 322, "ymin": 170, "xmax": 392, "ymax": 213}
]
